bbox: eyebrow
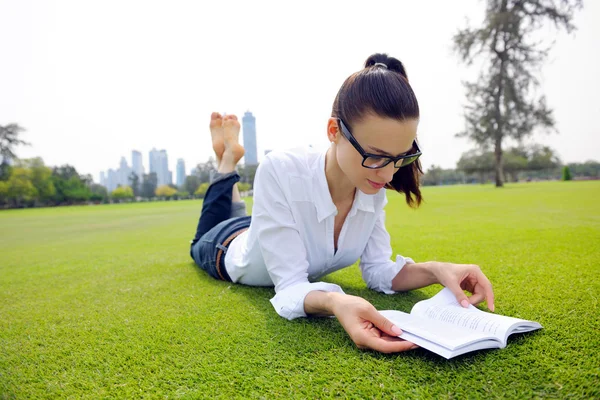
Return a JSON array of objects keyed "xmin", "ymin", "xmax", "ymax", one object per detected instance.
[{"xmin": 367, "ymin": 145, "xmax": 411, "ymax": 158}]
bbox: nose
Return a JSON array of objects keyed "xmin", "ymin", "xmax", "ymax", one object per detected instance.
[{"xmin": 376, "ymin": 162, "xmax": 396, "ymax": 183}]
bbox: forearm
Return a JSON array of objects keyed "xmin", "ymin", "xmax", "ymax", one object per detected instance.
[
  {"xmin": 391, "ymin": 261, "xmax": 439, "ymax": 292},
  {"xmin": 304, "ymin": 290, "xmax": 347, "ymax": 317}
]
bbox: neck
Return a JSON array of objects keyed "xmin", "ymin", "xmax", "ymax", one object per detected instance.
[{"xmin": 325, "ymin": 146, "xmax": 356, "ymax": 205}]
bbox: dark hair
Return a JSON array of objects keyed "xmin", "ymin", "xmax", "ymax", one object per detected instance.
[{"xmin": 331, "ymin": 53, "xmax": 423, "ymax": 208}]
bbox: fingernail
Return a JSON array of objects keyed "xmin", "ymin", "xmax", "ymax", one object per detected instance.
[
  {"xmin": 461, "ymin": 300, "xmax": 469, "ymax": 308},
  {"xmin": 391, "ymin": 325, "xmax": 403, "ymax": 335}
]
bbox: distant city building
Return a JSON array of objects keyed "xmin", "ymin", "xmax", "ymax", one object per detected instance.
[
  {"xmin": 117, "ymin": 157, "xmax": 131, "ymax": 188},
  {"xmin": 242, "ymin": 111, "xmax": 258, "ymax": 165},
  {"xmin": 132, "ymin": 150, "xmax": 144, "ymax": 178},
  {"xmin": 149, "ymin": 148, "xmax": 159, "ymax": 178},
  {"xmin": 149, "ymin": 148, "xmax": 172, "ymax": 186},
  {"xmin": 176, "ymin": 159, "xmax": 186, "ymax": 187},
  {"xmin": 100, "ymin": 171, "xmax": 106, "ymax": 187},
  {"xmin": 107, "ymin": 169, "xmax": 118, "ymax": 193}
]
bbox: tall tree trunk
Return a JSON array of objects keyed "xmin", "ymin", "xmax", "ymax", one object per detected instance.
[
  {"xmin": 492, "ymin": 0, "xmax": 508, "ymax": 188},
  {"xmin": 494, "ymin": 136, "xmax": 504, "ymax": 187}
]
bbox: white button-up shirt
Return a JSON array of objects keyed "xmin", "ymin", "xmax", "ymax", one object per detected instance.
[{"xmin": 224, "ymin": 147, "xmax": 414, "ymax": 320}]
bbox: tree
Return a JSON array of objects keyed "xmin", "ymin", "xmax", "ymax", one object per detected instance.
[
  {"xmin": 562, "ymin": 166, "xmax": 572, "ymax": 181},
  {"xmin": 423, "ymin": 165, "xmax": 443, "ymax": 186},
  {"xmin": 237, "ymin": 182, "xmax": 252, "ymax": 193},
  {"xmin": 184, "ymin": 175, "xmax": 201, "ymax": 197},
  {"xmin": 112, "ymin": 185, "xmax": 134, "ymax": 200},
  {"xmin": 128, "ymin": 172, "xmax": 140, "ymax": 197},
  {"xmin": 16, "ymin": 158, "xmax": 55, "ymax": 203},
  {"xmin": 6, "ymin": 167, "xmax": 37, "ymax": 207},
  {"xmin": 141, "ymin": 172, "xmax": 158, "ymax": 198},
  {"xmin": 453, "ymin": 0, "xmax": 582, "ymax": 187},
  {"xmin": 0, "ymin": 123, "xmax": 29, "ymax": 162},
  {"xmin": 238, "ymin": 164, "xmax": 258, "ymax": 188},
  {"xmin": 155, "ymin": 185, "xmax": 177, "ymax": 198},
  {"xmin": 527, "ymin": 144, "xmax": 560, "ymax": 171},
  {"xmin": 51, "ymin": 165, "xmax": 92, "ymax": 204},
  {"xmin": 194, "ymin": 157, "xmax": 217, "ymax": 184},
  {"xmin": 457, "ymin": 150, "xmax": 495, "ymax": 183},
  {"xmin": 89, "ymin": 183, "xmax": 108, "ymax": 202},
  {"xmin": 194, "ymin": 182, "xmax": 209, "ymax": 198}
]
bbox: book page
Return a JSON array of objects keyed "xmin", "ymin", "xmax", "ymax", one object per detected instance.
[
  {"xmin": 411, "ymin": 288, "xmax": 535, "ymax": 341},
  {"xmin": 379, "ymin": 310, "xmax": 501, "ymax": 352}
]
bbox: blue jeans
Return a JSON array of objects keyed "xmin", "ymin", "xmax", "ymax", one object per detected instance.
[{"xmin": 190, "ymin": 171, "xmax": 251, "ymax": 282}]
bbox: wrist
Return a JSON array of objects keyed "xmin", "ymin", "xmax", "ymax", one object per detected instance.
[
  {"xmin": 326, "ymin": 292, "xmax": 348, "ymax": 316},
  {"xmin": 420, "ymin": 261, "xmax": 441, "ymax": 285}
]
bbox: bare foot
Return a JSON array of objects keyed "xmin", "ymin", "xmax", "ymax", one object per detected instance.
[
  {"xmin": 209, "ymin": 112, "xmax": 225, "ymax": 163},
  {"xmin": 222, "ymin": 115, "xmax": 245, "ymax": 165}
]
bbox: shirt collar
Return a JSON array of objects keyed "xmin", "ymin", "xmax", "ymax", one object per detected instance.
[{"xmin": 312, "ymin": 150, "xmax": 376, "ymax": 222}]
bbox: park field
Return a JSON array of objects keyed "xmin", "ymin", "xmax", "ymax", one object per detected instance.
[{"xmin": 1, "ymin": 181, "xmax": 599, "ymax": 399}]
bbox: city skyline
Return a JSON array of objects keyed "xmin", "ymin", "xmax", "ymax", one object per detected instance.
[
  {"xmin": 99, "ymin": 110, "xmax": 260, "ymax": 188},
  {"xmin": 2, "ymin": 2, "xmax": 598, "ymax": 181},
  {"xmin": 242, "ymin": 111, "xmax": 258, "ymax": 165}
]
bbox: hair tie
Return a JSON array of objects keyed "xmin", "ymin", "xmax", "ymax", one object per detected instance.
[{"xmin": 373, "ymin": 62, "xmax": 388, "ymax": 69}]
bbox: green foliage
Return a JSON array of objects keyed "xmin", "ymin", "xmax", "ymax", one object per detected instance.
[
  {"xmin": 237, "ymin": 182, "xmax": 252, "ymax": 192},
  {"xmin": 562, "ymin": 166, "xmax": 572, "ymax": 181},
  {"xmin": 5, "ymin": 167, "xmax": 37, "ymax": 206},
  {"xmin": 111, "ymin": 185, "xmax": 134, "ymax": 199},
  {"xmin": 0, "ymin": 182, "xmax": 598, "ymax": 398},
  {"xmin": 155, "ymin": 184, "xmax": 177, "ymax": 198},
  {"xmin": 194, "ymin": 182, "xmax": 209, "ymax": 197}
]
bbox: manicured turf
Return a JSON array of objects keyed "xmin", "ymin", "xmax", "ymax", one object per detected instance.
[{"xmin": 1, "ymin": 181, "xmax": 598, "ymax": 399}]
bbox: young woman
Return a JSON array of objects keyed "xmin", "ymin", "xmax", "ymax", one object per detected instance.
[{"xmin": 190, "ymin": 53, "xmax": 495, "ymax": 353}]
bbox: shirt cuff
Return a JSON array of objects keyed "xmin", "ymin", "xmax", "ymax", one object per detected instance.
[
  {"xmin": 377, "ymin": 255, "xmax": 415, "ymax": 295},
  {"xmin": 270, "ymin": 281, "xmax": 345, "ymax": 320}
]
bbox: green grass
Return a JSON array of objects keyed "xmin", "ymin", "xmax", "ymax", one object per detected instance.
[{"xmin": 1, "ymin": 181, "xmax": 599, "ymax": 399}]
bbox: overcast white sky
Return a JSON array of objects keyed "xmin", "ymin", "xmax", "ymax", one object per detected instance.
[{"xmin": 1, "ymin": 0, "xmax": 598, "ymax": 182}]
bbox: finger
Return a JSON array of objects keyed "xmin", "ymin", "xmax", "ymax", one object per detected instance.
[
  {"xmin": 370, "ymin": 310, "xmax": 403, "ymax": 336},
  {"xmin": 468, "ymin": 289, "xmax": 486, "ymax": 305},
  {"xmin": 476, "ymin": 271, "xmax": 495, "ymax": 311},
  {"xmin": 361, "ymin": 336, "xmax": 417, "ymax": 353},
  {"xmin": 445, "ymin": 281, "xmax": 470, "ymax": 308}
]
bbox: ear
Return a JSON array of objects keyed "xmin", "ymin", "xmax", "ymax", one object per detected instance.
[{"xmin": 327, "ymin": 118, "xmax": 341, "ymax": 143}]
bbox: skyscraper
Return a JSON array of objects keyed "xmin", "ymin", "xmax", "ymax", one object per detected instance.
[
  {"xmin": 107, "ymin": 169, "xmax": 118, "ymax": 193},
  {"xmin": 176, "ymin": 159, "xmax": 186, "ymax": 187},
  {"xmin": 132, "ymin": 150, "xmax": 144, "ymax": 178},
  {"xmin": 242, "ymin": 111, "xmax": 258, "ymax": 165},
  {"xmin": 159, "ymin": 149, "xmax": 171, "ymax": 186},
  {"xmin": 149, "ymin": 148, "xmax": 171, "ymax": 186},
  {"xmin": 118, "ymin": 157, "xmax": 131, "ymax": 187},
  {"xmin": 149, "ymin": 148, "xmax": 159, "ymax": 178}
]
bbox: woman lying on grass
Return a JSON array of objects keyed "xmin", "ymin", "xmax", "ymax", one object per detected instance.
[{"xmin": 189, "ymin": 53, "xmax": 495, "ymax": 353}]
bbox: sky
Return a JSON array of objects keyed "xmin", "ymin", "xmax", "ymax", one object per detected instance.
[{"xmin": 0, "ymin": 0, "xmax": 598, "ymax": 183}]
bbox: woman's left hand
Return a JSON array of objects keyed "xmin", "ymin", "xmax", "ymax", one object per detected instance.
[{"xmin": 431, "ymin": 262, "xmax": 495, "ymax": 311}]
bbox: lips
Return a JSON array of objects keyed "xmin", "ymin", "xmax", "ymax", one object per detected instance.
[{"xmin": 367, "ymin": 179, "xmax": 386, "ymax": 189}]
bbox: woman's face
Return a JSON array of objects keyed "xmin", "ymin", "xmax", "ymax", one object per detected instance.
[{"xmin": 331, "ymin": 114, "xmax": 418, "ymax": 195}]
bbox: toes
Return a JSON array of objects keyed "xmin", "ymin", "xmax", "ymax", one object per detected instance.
[{"xmin": 211, "ymin": 112, "xmax": 222, "ymax": 120}]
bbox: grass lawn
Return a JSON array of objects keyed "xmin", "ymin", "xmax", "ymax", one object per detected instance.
[{"xmin": 1, "ymin": 181, "xmax": 599, "ymax": 399}]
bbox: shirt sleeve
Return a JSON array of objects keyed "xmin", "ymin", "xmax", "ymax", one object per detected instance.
[
  {"xmin": 252, "ymin": 156, "xmax": 345, "ymax": 320},
  {"xmin": 359, "ymin": 207, "xmax": 415, "ymax": 294}
]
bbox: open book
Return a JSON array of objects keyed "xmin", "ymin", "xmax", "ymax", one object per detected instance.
[{"xmin": 379, "ymin": 288, "xmax": 542, "ymax": 359}]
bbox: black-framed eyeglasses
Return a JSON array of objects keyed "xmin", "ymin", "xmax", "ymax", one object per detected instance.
[{"xmin": 337, "ymin": 118, "xmax": 422, "ymax": 169}]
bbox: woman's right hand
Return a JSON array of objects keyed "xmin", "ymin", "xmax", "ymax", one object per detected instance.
[{"xmin": 330, "ymin": 293, "xmax": 418, "ymax": 353}]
